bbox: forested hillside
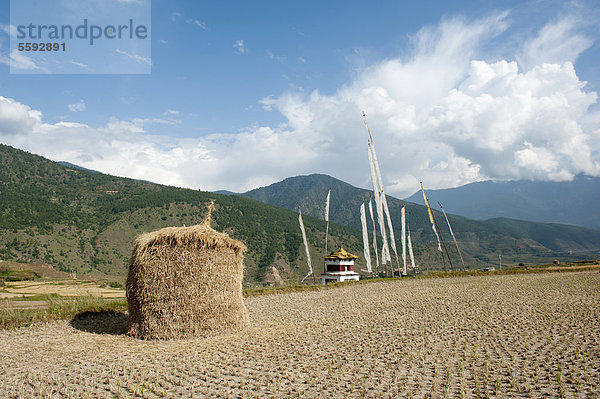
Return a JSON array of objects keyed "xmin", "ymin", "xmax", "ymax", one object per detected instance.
[
  {"xmin": 0, "ymin": 144, "xmax": 365, "ymax": 284},
  {"xmin": 2, "ymin": 145, "xmax": 599, "ymax": 284}
]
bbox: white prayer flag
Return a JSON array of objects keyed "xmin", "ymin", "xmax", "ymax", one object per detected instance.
[
  {"xmin": 324, "ymin": 190, "xmax": 331, "ymax": 222},
  {"xmin": 368, "ymin": 199, "xmax": 379, "ymax": 271},
  {"xmin": 298, "ymin": 210, "xmax": 313, "ymax": 282},
  {"xmin": 401, "ymin": 206, "xmax": 407, "ymax": 275},
  {"xmin": 360, "ymin": 203, "xmax": 372, "ymax": 273}
]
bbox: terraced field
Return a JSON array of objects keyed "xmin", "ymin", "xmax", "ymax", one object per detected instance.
[
  {"xmin": 0, "ymin": 271, "xmax": 598, "ymax": 398},
  {"xmin": 0, "ymin": 280, "xmax": 125, "ymax": 300}
]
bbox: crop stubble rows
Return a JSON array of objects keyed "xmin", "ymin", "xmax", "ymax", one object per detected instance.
[{"xmin": 0, "ymin": 271, "xmax": 598, "ymax": 398}]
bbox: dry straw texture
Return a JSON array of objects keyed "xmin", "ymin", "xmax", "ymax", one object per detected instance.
[{"xmin": 126, "ymin": 203, "xmax": 249, "ymax": 339}]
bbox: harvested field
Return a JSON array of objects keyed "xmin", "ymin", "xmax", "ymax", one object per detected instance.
[
  {"xmin": 0, "ymin": 271, "xmax": 598, "ymax": 398},
  {"xmin": 0, "ymin": 280, "xmax": 125, "ymax": 300}
]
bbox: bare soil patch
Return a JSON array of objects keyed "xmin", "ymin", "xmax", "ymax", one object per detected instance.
[{"xmin": 0, "ymin": 271, "xmax": 598, "ymax": 398}]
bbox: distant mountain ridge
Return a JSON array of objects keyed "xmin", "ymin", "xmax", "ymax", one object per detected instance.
[
  {"xmin": 406, "ymin": 175, "xmax": 600, "ymax": 229},
  {"xmin": 57, "ymin": 161, "xmax": 99, "ymax": 173},
  {"xmin": 213, "ymin": 190, "xmax": 238, "ymax": 196},
  {"xmin": 242, "ymin": 174, "xmax": 600, "ymax": 265}
]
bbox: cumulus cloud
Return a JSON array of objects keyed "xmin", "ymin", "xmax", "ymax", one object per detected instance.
[
  {"xmin": 0, "ymin": 13, "xmax": 598, "ymax": 197},
  {"xmin": 0, "ymin": 96, "xmax": 42, "ymax": 135},
  {"xmin": 253, "ymin": 14, "xmax": 599, "ymax": 195},
  {"xmin": 431, "ymin": 61, "xmax": 598, "ymax": 181}
]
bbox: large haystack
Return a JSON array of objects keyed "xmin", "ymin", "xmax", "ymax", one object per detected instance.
[{"xmin": 126, "ymin": 202, "xmax": 249, "ymax": 339}]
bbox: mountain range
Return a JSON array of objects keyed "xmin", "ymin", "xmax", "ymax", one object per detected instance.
[
  {"xmin": 241, "ymin": 174, "xmax": 600, "ymax": 266},
  {"xmin": 405, "ymin": 175, "xmax": 600, "ymax": 229},
  {"xmin": 1, "ymin": 144, "xmax": 599, "ymax": 285}
]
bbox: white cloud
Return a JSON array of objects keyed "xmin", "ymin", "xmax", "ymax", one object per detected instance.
[
  {"xmin": 0, "ymin": 94, "xmax": 315, "ymax": 192},
  {"xmin": 71, "ymin": 60, "xmax": 89, "ymax": 69},
  {"xmin": 234, "ymin": 40, "xmax": 246, "ymax": 54},
  {"xmin": 0, "ymin": 24, "xmax": 17, "ymax": 37},
  {"xmin": 186, "ymin": 19, "xmax": 207, "ymax": 30},
  {"xmin": 131, "ymin": 117, "xmax": 180, "ymax": 126},
  {"xmin": 0, "ymin": 49, "xmax": 42, "ymax": 71},
  {"xmin": 115, "ymin": 49, "xmax": 151, "ymax": 66},
  {"xmin": 0, "ymin": 96, "xmax": 42, "ymax": 135},
  {"xmin": 518, "ymin": 17, "xmax": 593, "ymax": 71},
  {"xmin": 0, "ymin": 13, "xmax": 598, "ymax": 198},
  {"xmin": 68, "ymin": 100, "xmax": 86, "ymax": 113},
  {"xmin": 267, "ymin": 50, "xmax": 285, "ymax": 62},
  {"xmin": 429, "ymin": 61, "xmax": 598, "ymax": 182},
  {"xmin": 248, "ymin": 14, "xmax": 599, "ymax": 195}
]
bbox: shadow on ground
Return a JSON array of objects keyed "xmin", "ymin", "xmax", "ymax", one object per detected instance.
[{"xmin": 70, "ymin": 310, "xmax": 128, "ymax": 335}]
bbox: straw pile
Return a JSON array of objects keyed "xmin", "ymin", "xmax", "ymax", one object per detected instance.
[{"xmin": 126, "ymin": 202, "xmax": 249, "ymax": 340}]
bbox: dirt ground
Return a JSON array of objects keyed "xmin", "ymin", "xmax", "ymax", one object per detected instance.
[
  {"xmin": 545, "ymin": 264, "xmax": 600, "ymax": 271},
  {"xmin": 0, "ymin": 271, "xmax": 598, "ymax": 398}
]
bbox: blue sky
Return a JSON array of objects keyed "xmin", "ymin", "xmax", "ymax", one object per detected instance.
[{"xmin": 0, "ymin": 0, "xmax": 599, "ymax": 197}]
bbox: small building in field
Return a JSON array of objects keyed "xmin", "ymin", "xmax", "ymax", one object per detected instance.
[{"xmin": 321, "ymin": 246, "xmax": 360, "ymax": 284}]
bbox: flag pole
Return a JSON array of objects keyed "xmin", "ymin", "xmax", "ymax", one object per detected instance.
[
  {"xmin": 298, "ymin": 208, "xmax": 315, "ymax": 283},
  {"xmin": 433, "ymin": 206, "xmax": 454, "ymax": 272},
  {"xmin": 438, "ymin": 201, "xmax": 466, "ymax": 271},
  {"xmin": 324, "ymin": 188, "xmax": 331, "ymax": 275},
  {"xmin": 363, "ymin": 111, "xmax": 395, "ymax": 277},
  {"xmin": 362, "ymin": 111, "xmax": 373, "ymax": 142},
  {"xmin": 368, "ymin": 192, "xmax": 379, "ymax": 277},
  {"xmin": 421, "ymin": 182, "xmax": 454, "ymax": 272}
]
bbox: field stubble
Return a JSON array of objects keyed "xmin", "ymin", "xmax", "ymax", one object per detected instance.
[{"xmin": 0, "ymin": 271, "xmax": 598, "ymax": 398}]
